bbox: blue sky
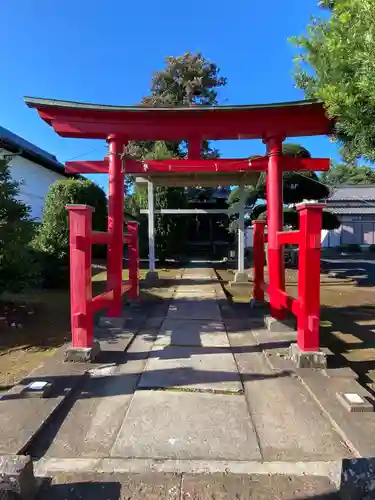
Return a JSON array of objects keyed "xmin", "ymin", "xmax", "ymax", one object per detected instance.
[{"xmin": 1, "ymin": 0, "xmax": 338, "ymax": 192}]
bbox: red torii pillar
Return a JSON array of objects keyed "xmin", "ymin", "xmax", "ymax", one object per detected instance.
[
  {"xmin": 106, "ymin": 135, "xmax": 125, "ymax": 318},
  {"xmin": 263, "ymin": 135, "xmax": 286, "ymax": 321}
]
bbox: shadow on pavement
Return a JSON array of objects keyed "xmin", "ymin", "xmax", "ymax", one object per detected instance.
[
  {"xmin": 321, "ymin": 257, "xmax": 375, "ymax": 287},
  {"xmin": 320, "ymin": 304, "xmax": 375, "ymax": 395},
  {"xmin": 36, "ymin": 479, "xmax": 121, "ymax": 499}
]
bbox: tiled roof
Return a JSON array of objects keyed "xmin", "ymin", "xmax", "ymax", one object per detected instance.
[
  {"xmin": 328, "ymin": 184, "xmax": 375, "ymax": 202},
  {"xmin": 0, "ymin": 125, "xmax": 72, "ymax": 177},
  {"xmin": 325, "ymin": 206, "xmax": 375, "ymax": 215}
]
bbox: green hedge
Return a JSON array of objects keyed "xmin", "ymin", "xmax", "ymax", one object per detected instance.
[{"xmin": 32, "ymin": 179, "xmax": 107, "ymax": 288}]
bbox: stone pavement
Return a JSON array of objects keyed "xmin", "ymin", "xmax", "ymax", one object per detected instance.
[
  {"xmin": 3, "ymin": 266, "xmax": 375, "ymax": 498},
  {"xmin": 33, "ymin": 268, "xmax": 349, "ymax": 465},
  {"xmin": 36, "ymin": 471, "xmax": 339, "ymax": 499}
]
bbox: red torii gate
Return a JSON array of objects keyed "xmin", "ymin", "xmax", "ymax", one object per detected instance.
[{"xmin": 25, "ymin": 97, "xmax": 332, "ymax": 364}]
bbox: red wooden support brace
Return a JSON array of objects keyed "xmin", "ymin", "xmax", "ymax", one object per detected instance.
[
  {"xmin": 253, "ymin": 220, "xmax": 266, "ymax": 302},
  {"xmin": 127, "ymin": 221, "xmax": 140, "ymax": 301},
  {"xmin": 296, "ymin": 203, "xmax": 325, "ymax": 352},
  {"xmin": 66, "ymin": 204, "xmax": 94, "ymax": 348}
]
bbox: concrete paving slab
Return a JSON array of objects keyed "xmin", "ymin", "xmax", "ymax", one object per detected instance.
[
  {"xmin": 174, "ymin": 285, "xmax": 215, "ymax": 291},
  {"xmin": 138, "ymin": 345, "xmax": 242, "ymax": 392},
  {"xmin": 174, "ymin": 290, "xmax": 217, "ymax": 299},
  {"xmin": 181, "ymin": 474, "xmax": 339, "ymax": 500},
  {"xmin": 36, "ymin": 472, "xmax": 181, "ymax": 500},
  {"xmin": 155, "ymin": 319, "xmax": 229, "ymax": 347},
  {"xmin": 167, "ymin": 301, "xmax": 221, "ymax": 321},
  {"xmin": 239, "ymin": 349, "xmax": 352, "ymax": 461},
  {"xmin": 175, "ymin": 285, "xmax": 215, "ymax": 290},
  {"xmin": 176, "ymin": 280, "xmax": 214, "ymax": 285},
  {"xmin": 35, "ymin": 471, "xmax": 338, "ymax": 500},
  {"xmin": 38, "ymin": 333, "xmax": 158, "ymax": 459},
  {"xmin": 175, "ymin": 288, "xmax": 216, "ymax": 294},
  {"xmin": 0, "ymin": 355, "xmax": 86, "ymax": 455},
  {"xmin": 111, "ymin": 391, "xmax": 261, "ymax": 460},
  {"xmin": 299, "ymin": 371, "xmax": 375, "ymax": 457},
  {"xmin": 181, "ymin": 272, "xmax": 213, "ymax": 276},
  {"xmin": 34, "ymin": 456, "xmax": 341, "ymax": 478}
]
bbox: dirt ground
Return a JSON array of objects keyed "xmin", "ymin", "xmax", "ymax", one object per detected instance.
[
  {"xmin": 217, "ymin": 261, "xmax": 375, "ymax": 395},
  {"xmin": 0, "ymin": 267, "xmax": 180, "ymax": 391}
]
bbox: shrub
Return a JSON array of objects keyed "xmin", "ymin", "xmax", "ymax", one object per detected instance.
[
  {"xmin": 32, "ymin": 179, "xmax": 107, "ymax": 287},
  {"xmin": 369, "ymin": 244, "xmax": 375, "ymax": 253},
  {"xmin": 0, "ymin": 160, "xmax": 39, "ymax": 294}
]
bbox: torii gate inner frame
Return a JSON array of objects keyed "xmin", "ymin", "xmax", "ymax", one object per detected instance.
[{"xmin": 25, "ymin": 96, "xmax": 332, "ymax": 364}]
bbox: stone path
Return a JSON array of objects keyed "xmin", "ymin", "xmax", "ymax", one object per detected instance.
[
  {"xmin": 110, "ymin": 268, "xmax": 261, "ymax": 460},
  {"xmin": 27, "ymin": 267, "xmax": 360, "ymax": 497}
]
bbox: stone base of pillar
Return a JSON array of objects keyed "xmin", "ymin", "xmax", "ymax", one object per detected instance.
[
  {"xmin": 64, "ymin": 340, "xmax": 101, "ymax": 363},
  {"xmin": 231, "ymin": 271, "xmax": 249, "ymax": 283},
  {"xmin": 145, "ymin": 270, "xmax": 159, "ymax": 282},
  {"xmin": 289, "ymin": 343, "xmax": 327, "ymax": 369},
  {"xmin": 264, "ymin": 315, "xmax": 296, "ymax": 332}
]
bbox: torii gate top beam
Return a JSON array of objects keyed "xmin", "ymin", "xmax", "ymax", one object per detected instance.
[{"xmin": 24, "ymin": 97, "xmax": 333, "ymax": 141}]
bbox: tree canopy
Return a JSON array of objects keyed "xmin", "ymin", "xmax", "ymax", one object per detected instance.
[
  {"xmin": 125, "ymin": 52, "xmax": 228, "ymax": 260},
  {"xmin": 291, "ymin": 0, "xmax": 375, "ymax": 163},
  {"xmin": 126, "ymin": 51, "xmax": 226, "ymax": 160},
  {"xmin": 126, "ymin": 142, "xmax": 188, "ymax": 262},
  {"xmin": 321, "ymin": 163, "xmax": 375, "ymax": 185},
  {"xmin": 143, "ymin": 52, "xmax": 227, "ymax": 107}
]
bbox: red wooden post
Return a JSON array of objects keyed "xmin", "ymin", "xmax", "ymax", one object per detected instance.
[
  {"xmin": 263, "ymin": 135, "xmax": 286, "ymax": 320},
  {"xmin": 107, "ymin": 135, "xmax": 125, "ymax": 317},
  {"xmin": 188, "ymin": 137, "xmax": 201, "ymax": 159},
  {"xmin": 297, "ymin": 203, "xmax": 325, "ymax": 352},
  {"xmin": 253, "ymin": 220, "xmax": 266, "ymax": 302},
  {"xmin": 66, "ymin": 204, "xmax": 94, "ymax": 348},
  {"xmin": 127, "ymin": 221, "xmax": 140, "ymax": 301}
]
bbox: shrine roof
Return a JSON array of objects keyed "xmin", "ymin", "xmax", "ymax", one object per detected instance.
[{"xmin": 24, "ymin": 97, "xmax": 333, "ymax": 141}]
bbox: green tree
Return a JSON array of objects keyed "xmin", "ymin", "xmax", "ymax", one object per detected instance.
[
  {"xmin": 126, "ymin": 51, "xmax": 227, "ymax": 160},
  {"xmin": 0, "ymin": 159, "xmax": 39, "ymax": 293},
  {"xmin": 125, "ymin": 52, "xmax": 228, "ymax": 258},
  {"xmin": 127, "ymin": 142, "xmax": 188, "ymax": 263},
  {"xmin": 33, "ymin": 179, "xmax": 107, "ymax": 287},
  {"xmin": 321, "ymin": 163, "xmax": 375, "ymax": 185},
  {"xmin": 144, "ymin": 52, "xmax": 227, "ymax": 107},
  {"xmin": 291, "ymin": 0, "xmax": 375, "ymax": 163}
]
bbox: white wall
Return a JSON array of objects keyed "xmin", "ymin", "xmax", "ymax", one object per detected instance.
[{"xmin": 1, "ymin": 148, "xmax": 67, "ymax": 221}]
